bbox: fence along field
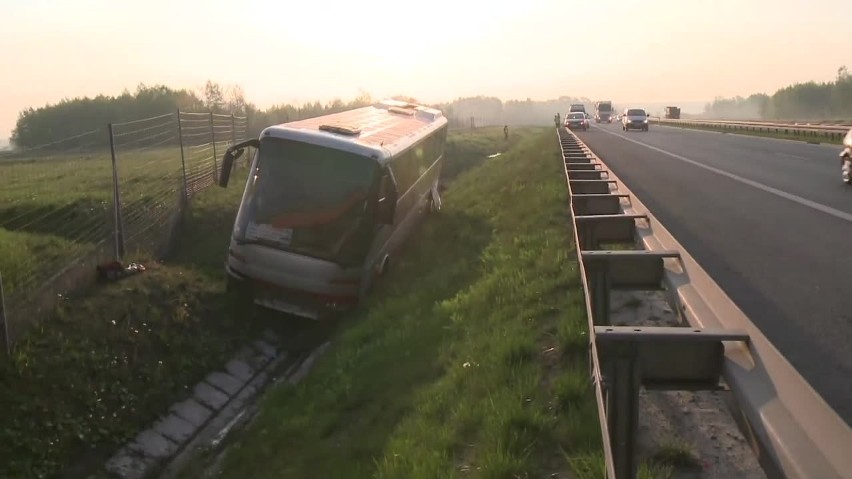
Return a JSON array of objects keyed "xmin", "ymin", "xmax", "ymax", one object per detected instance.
[{"xmin": 0, "ymin": 111, "xmax": 249, "ymax": 351}]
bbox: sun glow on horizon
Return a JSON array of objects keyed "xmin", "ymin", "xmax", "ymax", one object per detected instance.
[{"xmin": 0, "ymin": 0, "xmax": 848, "ymax": 139}]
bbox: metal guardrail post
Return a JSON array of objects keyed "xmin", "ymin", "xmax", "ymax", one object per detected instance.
[
  {"xmin": 176, "ymin": 110, "xmax": 189, "ymax": 202},
  {"xmin": 587, "ymin": 261, "xmax": 610, "ymax": 326},
  {"xmin": 108, "ymin": 123, "xmax": 126, "ymax": 261},
  {"xmin": 605, "ymin": 345, "xmax": 641, "ymax": 479},
  {"xmin": 0, "ymin": 272, "xmax": 9, "ymax": 359}
]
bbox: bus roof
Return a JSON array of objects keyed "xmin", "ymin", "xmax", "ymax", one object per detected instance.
[{"xmin": 259, "ymin": 99, "xmax": 447, "ymax": 164}]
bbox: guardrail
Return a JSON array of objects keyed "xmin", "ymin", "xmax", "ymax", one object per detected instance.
[
  {"xmin": 652, "ymin": 118, "xmax": 850, "ymax": 142},
  {"xmin": 558, "ymin": 127, "xmax": 852, "ymax": 478}
]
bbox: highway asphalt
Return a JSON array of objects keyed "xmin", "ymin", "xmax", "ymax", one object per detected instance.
[{"xmin": 575, "ymin": 122, "xmax": 852, "ymax": 425}]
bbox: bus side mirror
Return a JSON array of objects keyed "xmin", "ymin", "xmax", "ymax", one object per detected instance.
[
  {"xmin": 376, "ymin": 173, "xmax": 397, "ymax": 225},
  {"xmin": 218, "ymin": 149, "xmax": 242, "ymax": 187},
  {"xmin": 218, "ymin": 139, "xmax": 259, "ymax": 188}
]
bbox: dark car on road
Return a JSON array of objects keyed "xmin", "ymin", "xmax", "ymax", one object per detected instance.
[{"xmin": 621, "ymin": 108, "xmax": 649, "ymax": 132}]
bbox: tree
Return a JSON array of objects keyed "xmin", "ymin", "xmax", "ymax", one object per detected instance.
[
  {"xmin": 9, "ymin": 85, "xmax": 203, "ymax": 148},
  {"xmin": 225, "ymin": 84, "xmax": 248, "ymax": 115},
  {"xmin": 352, "ymin": 89, "xmax": 373, "ymax": 107},
  {"xmin": 204, "ymin": 80, "xmax": 225, "ymax": 112}
]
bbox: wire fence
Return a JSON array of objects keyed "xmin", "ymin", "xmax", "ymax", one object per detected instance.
[
  {"xmin": 0, "ymin": 110, "xmax": 249, "ymax": 353},
  {"xmin": 447, "ymin": 115, "xmax": 505, "ymax": 131}
]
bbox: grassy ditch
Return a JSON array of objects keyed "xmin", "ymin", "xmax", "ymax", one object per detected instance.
[
  {"xmin": 0, "ymin": 145, "xmax": 216, "ymax": 303},
  {"xmin": 0, "ymin": 165, "xmax": 266, "ymax": 479},
  {"xmin": 0, "ymin": 126, "xmax": 524, "ymax": 479},
  {"xmin": 179, "ymin": 126, "xmax": 608, "ymax": 479}
]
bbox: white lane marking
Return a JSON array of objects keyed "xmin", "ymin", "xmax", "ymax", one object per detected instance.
[{"xmin": 595, "ymin": 127, "xmax": 852, "ymax": 224}]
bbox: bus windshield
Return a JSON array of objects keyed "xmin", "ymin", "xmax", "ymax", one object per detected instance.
[{"xmin": 233, "ymin": 137, "xmax": 379, "ymax": 265}]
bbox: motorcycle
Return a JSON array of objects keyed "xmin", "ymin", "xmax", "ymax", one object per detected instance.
[{"xmin": 841, "ymin": 128, "xmax": 852, "ymax": 185}]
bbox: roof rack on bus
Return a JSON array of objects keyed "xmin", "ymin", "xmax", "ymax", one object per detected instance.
[
  {"xmin": 318, "ymin": 124, "xmax": 362, "ymax": 136},
  {"xmin": 388, "ymin": 106, "xmax": 417, "ymax": 116},
  {"xmin": 375, "ymin": 99, "xmax": 421, "ymax": 110}
]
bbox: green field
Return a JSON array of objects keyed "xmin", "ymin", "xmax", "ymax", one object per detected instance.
[
  {"xmin": 0, "ymin": 126, "xmax": 692, "ymax": 478},
  {"xmin": 0, "ymin": 141, "xmax": 227, "ymax": 314},
  {"xmin": 0, "ymin": 127, "xmax": 524, "ymax": 478}
]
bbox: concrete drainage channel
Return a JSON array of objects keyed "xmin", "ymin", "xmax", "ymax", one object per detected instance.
[
  {"xmin": 558, "ymin": 127, "xmax": 852, "ymax": 478},
  {"xmin": 96, "ymin": 327, "xmax": 331, "ymax": 479}
]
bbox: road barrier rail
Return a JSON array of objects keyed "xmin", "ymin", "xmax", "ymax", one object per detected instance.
[
  {"xmin": 558, "ymin": 127, "xmax": 852, "ymax": 478},
  {"xmin": 652, "ymin": 118, "xmax": 849, "ymax": 141}
]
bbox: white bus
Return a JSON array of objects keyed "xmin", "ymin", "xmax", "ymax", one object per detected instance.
[{"xmin": 217, "ymin": 99, "xmax": 448, "ymax": 319}]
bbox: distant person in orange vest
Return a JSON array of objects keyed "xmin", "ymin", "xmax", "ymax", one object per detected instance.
[{"xmin": 504, "ymin": 125, "xmax": 509, "ymax": 140}]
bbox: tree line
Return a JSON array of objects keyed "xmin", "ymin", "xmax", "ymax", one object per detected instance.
[
  {"xmin": 8, "ymin": 82, "xmax": 385, "ymax": 149},
  {"xmin": 12, "ymin": 66, "xmax": 849, "ymax": 149},
  {"xmin": 8, "ymin": 83, "xmax": 595, "ymax": 150},
  {"xmin": 703, "ymin": 66, "xmax": 852, "ymax": 120}
]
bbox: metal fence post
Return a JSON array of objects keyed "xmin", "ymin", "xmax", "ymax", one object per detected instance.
[
  {"xmin": 230, "ymin": 114, "xmax": 240, "ymax": 174},
  {"xmin": 108, "ymin": 123, "xmax": 126, "ymax": 261},
  {"xmin": 176, "ymin": 110, "xmax": 189, "ymax": 201},
  {"xmin": 0, "ymin": 272, "xmax": 9, "ymax": 359},
  {"xmin": 210, "ymin": 112, "xmax": 218, "ymax": 178}
]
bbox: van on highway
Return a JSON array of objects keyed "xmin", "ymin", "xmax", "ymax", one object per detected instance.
[
  {"xmin": 569, "ymin": 103, "xmax": 586, "ymax": 114},
  {"xmin": 216, "ymin": 100, "xmax": 448, "ymax": 319}
]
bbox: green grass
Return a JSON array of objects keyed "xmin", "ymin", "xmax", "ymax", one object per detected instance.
[
  {"xmin": 567, "ymin": 452, "xmax": 675, "ymax": 479},
  {"xmin": 656, "ymin": 121, "xmax": 843, "ymax": 144},
  {"xmin": 442, "ymin": 126, "xmax": 517, "ymax": 181},
  {"xmin": 0, "ymin": 127, "xmax": 557, "ymax": 478},
  {"xmin": 0, "ymin": 166, "xmax": 266, "ymax": 479},
  {"xmin": 178, "ymin": 126, "xmax": 605, "ymax": 479},
  {"xmin": 0, "ymin": 142, "xmax": 223, "ymax": 301},
  {"xmin": 651, "ymin": 438, "xmax": 700, "ymax": 470}
]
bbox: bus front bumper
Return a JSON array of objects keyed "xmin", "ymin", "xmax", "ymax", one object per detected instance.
[{"xmin": 225, "ymin": 263, "xmax": 358, "ymax": 320}]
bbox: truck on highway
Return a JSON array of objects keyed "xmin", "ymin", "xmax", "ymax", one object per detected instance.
[
  {"xmin": 665, "ymin": 106, "xmax": 681, "ymax": 119},
  {"xmin": 569, "ymin": 103, "xmax": 586, "ymax": 114},
  {"xmin": 594, "ymin": 101, "xmax": 613, "ymax": 123},
  {"xmin": 216, "ymin": 99, "xmax": 448, "ymax": 319}
]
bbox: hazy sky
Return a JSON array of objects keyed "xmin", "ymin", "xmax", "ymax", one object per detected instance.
[{"xmin": 0, "ymin": 0, "xmax": 848, "ymax": 140}]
